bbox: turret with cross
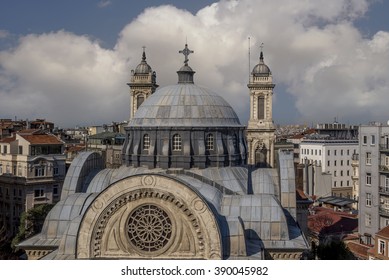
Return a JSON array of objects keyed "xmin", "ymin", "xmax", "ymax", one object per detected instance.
[{"xmin": 177, "ymin": 43, "xmax": 195, "ymax": 84}]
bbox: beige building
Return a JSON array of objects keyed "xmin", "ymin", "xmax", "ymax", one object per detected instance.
[
  {"xmin": 127, "ymin": 48, "xmax": 158, "ymax": 119},
  {"xmin": 0, "ymin": 130, "xmax": 66, "ymax": 237},
  {"xmin": 246, "ymin": 51, "xmax": 275, "ymax": 167}
]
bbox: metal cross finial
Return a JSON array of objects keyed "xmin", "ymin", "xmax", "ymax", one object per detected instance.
[
  {"xmin": 179, "ymin": 43, "xmax": 194, "ymax": 66},
  {"xmin": 142, "ymin": 46, "xmax": 146, "ymax": 61},
  {"xmin": 259, "ymin": 43, "xmax": 264, "ymax": 62}
]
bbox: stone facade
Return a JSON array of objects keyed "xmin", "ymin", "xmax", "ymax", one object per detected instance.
[
  {"xmin": 246, "ymin": 51, "xmax": 276, "ymax": 167},
  {"xmin": 17, "ymin": 45, "xmax": 309, "ymax": 260}
]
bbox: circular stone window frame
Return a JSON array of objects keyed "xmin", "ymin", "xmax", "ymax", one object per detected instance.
[{"xmin": 125, "ymin": 203, "xmax": 174, "ymax": 256}]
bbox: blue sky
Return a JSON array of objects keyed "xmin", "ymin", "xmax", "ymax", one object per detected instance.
[{"xmin": 0, "ymin": 0, "xmax": 389, "ymax": 128}]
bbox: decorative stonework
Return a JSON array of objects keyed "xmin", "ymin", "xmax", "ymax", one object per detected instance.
[
  {"xmin": 77, "ymin": 174, "xmax": 222, "ymax": 259},
  {"xmin": 127, "ymin": 204, "xmax": 172, "ymax": 253}
]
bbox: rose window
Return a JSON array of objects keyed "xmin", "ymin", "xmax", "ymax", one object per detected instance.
[{"xmin": 127, "ymin": 204, "xmax": 172, "ymax": 252}]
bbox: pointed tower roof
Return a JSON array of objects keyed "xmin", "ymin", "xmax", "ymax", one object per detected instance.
[
  {"xmin": 134, "ymin": 47, "xmax": 152, "ymax": 74},
  {"xmin": 252, "ymin": 49, "xmax": 271, "ymax": 77}
]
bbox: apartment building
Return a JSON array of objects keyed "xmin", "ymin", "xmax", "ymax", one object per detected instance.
[
  {"xmin": 359, "ymin": 123, "xmax": 389, "ymax": 245},
  {"xmin": 0, "ymin": 130, "xmax": 66, "ymax": 237},
  {"xmin": 300, "ymin": 138, "xmax": 358, "ymax": 199}
]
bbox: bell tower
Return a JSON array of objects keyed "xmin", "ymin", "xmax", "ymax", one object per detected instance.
[
  {"xmin": 246, "ymin": 47, "xmax": 275, "ymax": 167},
  {"xmin": 127, "ymin": 47, "xmax": 158, "ymax": 119}
]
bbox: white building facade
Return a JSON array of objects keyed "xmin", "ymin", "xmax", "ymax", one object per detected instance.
[
  {"xmin": 359, "ymin": 124, "xmax": 389, "ymax": 245},
  {"xmin": 299, "ymin": 139, "xmax": 358, "ymax": 199}
]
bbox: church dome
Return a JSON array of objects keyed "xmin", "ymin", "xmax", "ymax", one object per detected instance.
[
  {"xmin": 128, "ymin": 83, "xmax": 241, "ymax": 127},
  {"xmin": 134, "ymin": 49, "xmax": 152, "ymax": 74},
  {"xmin": 252, "ymin": 51, "xmax": 271, "ymax": 76}
]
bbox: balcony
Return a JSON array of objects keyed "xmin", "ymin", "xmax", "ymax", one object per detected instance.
[
  {"xmin": 379, "ymin": 206, "xmax": 389, "ymax": 217},
  {"xmin": 379, "ymin": 165, "xmax": 389, "ymax": 174},
  {"xmin": 379, "ymin": 186, "xmax": 389, "ymax": 195},
  {"xmin": 380, "ymin": 144, "xmax": 389, "ymax": 152}
]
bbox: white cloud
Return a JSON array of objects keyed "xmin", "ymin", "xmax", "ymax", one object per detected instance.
[
  {"xmin": 1, "ymin": 0, "xmax": 389, "ymax": 127},
  {"xmin": 97, "ymin": 0, "xmax": 112, "ymax": 8}
]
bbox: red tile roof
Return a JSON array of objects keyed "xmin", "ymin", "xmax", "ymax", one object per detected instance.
[
  {"xmin": 0, "ymin": 136, "xmax": 16, "ymax": 143},
  {"xmin": 376, "ymin": 226, "xmax": 389, "ymax": 239},
  {"xmin": 19, "ymin": 134, "xmax": 63, "ymax": 145},
  {"xmin": 308, "ymin": 207, "xmax": 358, "ymax": 236},
  {"xmin": 346, "ymin": 241, "xmax": 371, "ymax": 260}
]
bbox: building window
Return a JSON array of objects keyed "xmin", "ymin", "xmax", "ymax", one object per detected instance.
[
  {"xmin": 366, "ymin": 173, "xmax": 371, "ymax": 185},
  {"xmin": 17, "ymin": 166, "xmax": 22, "ymax": 176},
  {"xmin": 53, "ymin": 166, "xmax": 59, "ymax": 176},
  {"xmin": 341, "ymin": 160, "xmax": 343, "ymax": 166},
  {"xmin": 385, "ymin": 177, "xmax": 389, "ymax": 190},
  {"xmin": 18, "ymin": 146, "xmax": 23, "ymax": 155},
  {"xmin": 327, "ymin": 161, "xmax": 330, "ymax": 167},
  {"xmin": 172, "ymin": 134, "xmax": 182, "ymax": 151},
  {"xmin": 319, "ymin": 150, "xmax": 321, "ymax": 156},
  {"xmin": 3, "ymin": 145, "xmax": 7, "ymax": 154},
  {"xmin": 143, "ymin": 134, "xmax": 150, "ymax": 151},
  {"xmin": 347, "ymin": 149, "xmax": 350, "ymax": 156},
  {"xmin": 53, "ymin": 185, "xmax": 59, "ymax": 197},
  {"xmin": 378, "ymin": 240, "xmax": 385, "ymax": 255},
  {"xmin": 366, "ymin": 152, "xmax": 371, "ymax": 165},
  {"xmin": 334, "ymin": 181, "xmax": 337, "ymax": 187},
  {"xmin": 334, "ymin": 150, "xmax": 337, "ymax": 156},
  {"xmin": 328, "ymin": 150, "xmax": 330, "ymax": 156},
  {"xmin": 341, "ymin": 149, "xmax": 343, "ymax": 156},
  {"xmin": 206, "ymin": 134, "xmax": 214, "ymax": 151},
  {"xmin": 334, "ymin": 160, "xmax": 337, "ymax": 166},
  {"xmin": 340, "ymin": 170, "xmax": 343, "ymax": 176},
  {"xmin": 363, "ymin": 135, "xmax": 367, "ymax": 145},
  {"xmin": 371, "ymin": 135, "xmax": 376, "ymax": 145},
  {"xmin": 365, "ymin": 213, "xmax": 371, "ymax": 227},
  {"xmin": 347, "ymin": 180, "xmax": 349, "ymax": 186},
  {"xmin": 334, "ymin": 171, "xmax": 337, "ymax": 177},
  {"xmin": 347, "ymin": 160, "xmax": 350, "ymax": 165},
  {"xmin": 347, "ymin": 170, "xmax": 350, "ymax": 176},
  {"xmin": 137, "ymin": 95, "xmax": 145, "ymax": 109},
  {"xmin": 257, "ymin": 96, "xmax": 265, "ymax": 119},
  {"xmin": 34, "ymin": 189, "xmax": 45, "ymax": 198},
  {"xmin": 35, "ymin": 166, "xmax": 45, "ymax": 177},
  {"xmin": 385, "ymin": 156, "xmax": 389, "ymax": 167},
  {"xmin": 366, "ymin": 193, "xmax": 372, "ymax": 207}
]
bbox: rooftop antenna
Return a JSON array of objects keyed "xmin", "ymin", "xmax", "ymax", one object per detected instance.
[{"xmin": 248, "ymin": 37, "xmax": 251, "ymax": 82}]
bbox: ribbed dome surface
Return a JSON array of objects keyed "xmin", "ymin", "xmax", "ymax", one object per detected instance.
[
  {"xmin": 252, "ymin": 63, "xmax": 271, "ymax": 76},
  {"xmin": 134, "ymin": 61, "xmax": 152, "ymax": 74},
  {"xmin": 128, "ymin": 83, "xmax": 242, "ymax": 127}
]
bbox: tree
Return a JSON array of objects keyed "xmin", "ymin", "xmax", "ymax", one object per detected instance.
[
  {"xmin": 11, "ymin": 204, "xmax": 54, "ymax": 250},
  {"xmin": 316, "ymin": 240, "xmax": 355, "ymax": 260}
]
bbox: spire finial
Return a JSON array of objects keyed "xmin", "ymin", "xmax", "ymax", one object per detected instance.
[
  {"xmin": 142, "ymin": 46, "xmax": 146, "ymax": 61},
  {"xmin": 260, "ymin": 43, "xmax": 264, "ymax": 62},
  {"xmin": 179, "ymin": 43, "xmax": 194, "ymax": 66}
]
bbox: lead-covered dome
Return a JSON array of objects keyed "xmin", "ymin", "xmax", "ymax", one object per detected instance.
[
  {"xmin": 252, "ymin": 51, "xmax": 271, "ymax": 76},
  {"xmin": 134, "ymin": 50, "xmax": 152, "ymax": 74},
  {"xmin": 128, "ymin": 83, "xmax": 241, "ymax": 127}
]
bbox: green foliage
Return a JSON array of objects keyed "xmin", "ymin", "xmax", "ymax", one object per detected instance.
[
  {"xmin": 316, "ymin": 240, "xmax": 355, "ymax": 260},
  {"xmin": 11, "ymin": 204, "xmax": 54, "ymax": 250}
]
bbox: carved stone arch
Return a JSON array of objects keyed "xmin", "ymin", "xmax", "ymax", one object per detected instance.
[
  {"xmin": 76, "ymin": 174, "xmax": 222, "ymax": 259},
  {"xmin": 253, "ymin": 140, "xmax": 267, "ymax": 167}
]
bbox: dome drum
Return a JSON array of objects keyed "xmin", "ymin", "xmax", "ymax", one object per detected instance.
[{"xmin": 123, "ymin": 126, "xmax": 247, "ymax": 169}]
